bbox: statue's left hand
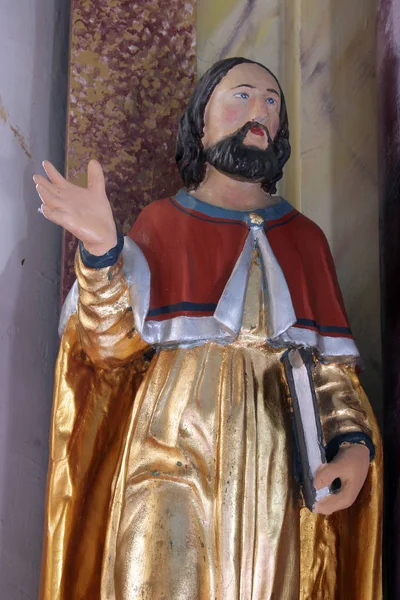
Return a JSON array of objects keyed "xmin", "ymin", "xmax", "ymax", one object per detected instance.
[{"xmin": 313, "ymin": 443, "xmax": 370, "ymax": 515}]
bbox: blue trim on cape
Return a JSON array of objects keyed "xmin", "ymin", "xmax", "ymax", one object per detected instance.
[
  {"xmin": 295, "ymin": 318, "xmax": 352, "ymax": 336},
  {"xmin": 147, "ymin": 302, "xmax": 218, "ymax": 318},
  {"xmin": 264, "ymin": 211, "xmax": 299, "ymax": 233},
  {"xmin": 169, "ymin": 197, "xmax": 249, "ymax": 228},
  {"xmin": 174, "ymin": 189, "xmax": 295, "ymax": 224}
]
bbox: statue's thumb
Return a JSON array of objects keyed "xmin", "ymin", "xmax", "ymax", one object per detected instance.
[
  {"xmin": 314, "ymin": 463, "xmax": 336, "ymax": 490},
  {"xmin": 87, "ymin": 159, "xmax": 105, "ymax": 192}
]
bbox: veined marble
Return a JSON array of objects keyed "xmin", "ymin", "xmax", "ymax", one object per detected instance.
[
  {"xmin": 197, "ymin": 0, "xmax": 282, "ymax": 78},
  {"xmin": 197, "ymin": 0, "xmax": 381, "ymax": 415},
  {"xmin": 298, "ymin": 0, "xmax": 381, "ymax": 418}
]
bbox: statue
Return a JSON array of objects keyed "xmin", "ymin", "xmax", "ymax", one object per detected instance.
[{"xmin": 34, "ymin": 57, "xmax": 381, "ymax": 599}]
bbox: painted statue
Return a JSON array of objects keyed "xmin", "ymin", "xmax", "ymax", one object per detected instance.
[{"xmin": 34, "ymin": 57, "xmax": 382, "ymax": 599}]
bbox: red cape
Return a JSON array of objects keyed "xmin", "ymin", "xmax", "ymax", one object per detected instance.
[{"xmin": 129, "ymin": 194, "xmax": 352, "ymax": 340}]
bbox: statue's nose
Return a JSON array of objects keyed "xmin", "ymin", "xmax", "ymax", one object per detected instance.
[{"xmin": 252, "ymin": 114, "xmax": 268, "ymax": 125}]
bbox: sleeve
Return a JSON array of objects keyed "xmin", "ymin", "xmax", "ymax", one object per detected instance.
[
  {"xmin": 313, "ymin": 361, "xmax": 375, "ymax": 461},
  {"xmin": 78, "ymin": 228, "xmax": 124, "ymax": 269},
  {"xmin": 74, "ymin": 244, "xmax": 150, "ymax": 369}
]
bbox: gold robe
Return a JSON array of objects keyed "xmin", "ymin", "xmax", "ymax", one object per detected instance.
[{"xmin": 40, "ymin": 250, "xmax": 382, "ymax": 599}]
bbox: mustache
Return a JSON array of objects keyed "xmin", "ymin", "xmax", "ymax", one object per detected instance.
[{"xmin": 233, "ymin": 121, "xmax": 273, "ymax": 145}]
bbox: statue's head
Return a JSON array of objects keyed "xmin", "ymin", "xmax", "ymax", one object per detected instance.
[{"xmin": 176, "ymin": 57, "xmax": 291, "ymax": 194}]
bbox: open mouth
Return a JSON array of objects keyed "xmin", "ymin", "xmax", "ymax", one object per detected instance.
[{"xmin": 249, "ymin": 126, "xmax": 265, "ymax": 137}]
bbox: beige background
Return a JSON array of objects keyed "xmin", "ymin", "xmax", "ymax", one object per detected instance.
[{"xmin": 197, "ymin": 0, "xmax": 381, "ymax": 419}]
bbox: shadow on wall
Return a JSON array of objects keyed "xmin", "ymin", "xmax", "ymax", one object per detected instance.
[
  {"xmin": 0, "ymin": 2, "xmax": 69, "ymax": 598},
  {"xmin": 328, "ymin": 0, "xmax": 382, "ymax": 420}
]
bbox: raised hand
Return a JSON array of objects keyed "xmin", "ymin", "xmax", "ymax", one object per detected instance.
[
  {"xmin": 313, "ymin": 442, "xmax": 370, "ymax": 515},
  {"xmin": 33, "ymin": 160, "xmax": 117, "ymax": 256}
]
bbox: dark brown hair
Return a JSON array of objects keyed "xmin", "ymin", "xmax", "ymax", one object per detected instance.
[{"xmin": 175, "ymin": 57, "xmax": 291, "ymax": 193}]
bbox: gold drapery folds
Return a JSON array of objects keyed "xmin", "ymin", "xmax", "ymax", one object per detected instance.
[{"xmin": 40, "ymin": 252, "xmax": 382, "ymax": 599}]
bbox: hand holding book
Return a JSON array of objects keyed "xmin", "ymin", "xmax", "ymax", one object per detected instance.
[
  {"xmin": 283, "ymin": 348, "xmax": 372, "ymax": 514},
  {"xmin": 313, "ymin": 442, "xmax": 370, "ymax": 515}
]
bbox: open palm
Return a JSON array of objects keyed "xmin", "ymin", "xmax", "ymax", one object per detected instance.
[{"xmin": 33, "ymin": 160, "xmax": 117, "ymax": 256}]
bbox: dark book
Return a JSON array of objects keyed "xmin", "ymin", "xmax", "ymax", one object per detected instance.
[{"xmin": 283, "ymin": 348, "xmax": 331, "ymax": 511}]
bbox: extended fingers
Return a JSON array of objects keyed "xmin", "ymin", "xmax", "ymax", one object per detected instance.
[
  {"xmin": 40, "ymin": 204, "xmax": 68, "ymax": 227},
  {"xmin": 35, "ymin": 183, "xmax": 64, "ymax": 209},
  {"xmin": 33, "ymin": 174, "xmax": 65, "ymax": 198},
  {"xmin": 87, "ymin": 159, "xmax": 105, "ymax": 191},
  {"xmin": 42, "ymin": 160, "xmax": 67, "ymax": 187}
]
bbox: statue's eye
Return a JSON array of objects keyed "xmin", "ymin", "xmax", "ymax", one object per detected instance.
[
  {"xmin": 266, "ymin": 97, "xmax": 276, "ymax": 105},
  {"xmin": 234, "ymin": 92, "xmax": 249, "ymax": 99}
]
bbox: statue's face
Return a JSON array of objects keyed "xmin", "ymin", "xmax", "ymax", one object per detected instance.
[{"xmin": 202, "ymin": 63, "xmax": 281, "ymax": 150}]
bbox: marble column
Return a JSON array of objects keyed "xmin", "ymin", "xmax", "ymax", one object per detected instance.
[
  {"xmin": 377, "ymin": 1, "xmax": 400, "ymax": 597},
  {"xmin": 62, "ymin": 0, "xmax": 196, "ymax": 300}
]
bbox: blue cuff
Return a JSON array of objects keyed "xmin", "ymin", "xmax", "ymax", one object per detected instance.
[
  {"xmin": 79, "ymin": 230, "xmax": 124, "ymax": 269},
  {"xmin": 325, "ymin": 432, "xmax": 375, "ymax": 462}
]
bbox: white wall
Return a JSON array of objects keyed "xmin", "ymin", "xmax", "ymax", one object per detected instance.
[{"xmin": 0, "ymin": 2, "xmax": 69, "ymax": 597}]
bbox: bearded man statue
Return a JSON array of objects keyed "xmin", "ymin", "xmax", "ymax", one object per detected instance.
[{"xmin": 35, "ymin": 57, "xmax": 382, "ymax": 600}]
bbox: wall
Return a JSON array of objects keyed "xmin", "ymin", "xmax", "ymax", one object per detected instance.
[
  {"xmin": 197, "ymin": 0, "xmax": 382, "ymax": 420},
  {"xmin": 0, "ymin": 1, "xmax": 69, "ymax": 598},
  {"xmin": 297, "ymin": 1, "xmax": 381, "ymax": 419}
]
